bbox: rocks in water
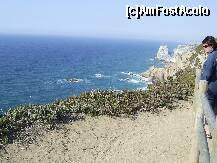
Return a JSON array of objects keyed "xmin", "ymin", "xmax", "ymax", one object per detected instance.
[{"xmin": 156, "ymin": 45, "xmax": 172, "ymax": 62}]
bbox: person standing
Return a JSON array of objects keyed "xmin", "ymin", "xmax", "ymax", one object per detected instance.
[{"xmin": 199, "ymin": 36, "xmax": 217, "ymax": 138}]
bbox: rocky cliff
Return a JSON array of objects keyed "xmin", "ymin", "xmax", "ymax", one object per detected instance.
[
  {"xmin": 156, "ymin": 45, "xmax": 172, "ymax": 62},
  {"xmin": 142, "ymin": 44, "xmax": 205, "ymax": 82}
]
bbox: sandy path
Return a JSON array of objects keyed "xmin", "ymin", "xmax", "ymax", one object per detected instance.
[{"xmin": 0, "ymin": 100, "xmax": 195, "ymax": 163}]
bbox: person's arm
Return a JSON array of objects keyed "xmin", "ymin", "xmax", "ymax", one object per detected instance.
[
  {"xmin": 199, "ymin": 54, "xmax": 215, "ymax": 94},
  {"xmin": 200, "ymin": 54, "xmax": 215, "ymax": 81}
]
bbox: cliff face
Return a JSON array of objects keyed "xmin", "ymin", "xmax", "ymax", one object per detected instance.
[{"xmin": 142, "ymin": 44, "xmax": 205, "ymax": 82}]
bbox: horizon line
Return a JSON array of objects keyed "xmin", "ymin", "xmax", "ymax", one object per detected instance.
[{"xmin": 0, "ymin": 32, "xmax": 189, "ymax": 44}]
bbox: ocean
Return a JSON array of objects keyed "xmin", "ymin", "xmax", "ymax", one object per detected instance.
[{"xmin": 0, "ymin": 35, "xmax": 178, "ymax": 113}]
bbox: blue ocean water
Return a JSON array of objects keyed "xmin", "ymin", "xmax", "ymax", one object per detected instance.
[{"xmin": 0, "ymin": 35, "xmax": 178, "ymax": 112}]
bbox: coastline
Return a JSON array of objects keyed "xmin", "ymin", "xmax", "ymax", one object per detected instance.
[{"xmin": 0, "ymin": 41, "xmax": 205, "ymax": 162}]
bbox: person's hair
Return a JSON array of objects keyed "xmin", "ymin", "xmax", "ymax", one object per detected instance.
[{"xmin": 202, "ymin": 36, "xmax": 217, "ymax": 50}]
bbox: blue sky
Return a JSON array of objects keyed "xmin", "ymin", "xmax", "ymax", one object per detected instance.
[{"xmin": 0, "ymin": 0, "xmax": 216, "ymax": 42}]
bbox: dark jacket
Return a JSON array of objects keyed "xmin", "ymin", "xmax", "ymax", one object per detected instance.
[{"xmin": 200, "ymin": 49, "xmax": 217, "ymax": 95}]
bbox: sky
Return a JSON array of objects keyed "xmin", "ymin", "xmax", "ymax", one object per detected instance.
[{"xmin": 0, "ymin": 0, "xmax": 217, "ymax": 42}]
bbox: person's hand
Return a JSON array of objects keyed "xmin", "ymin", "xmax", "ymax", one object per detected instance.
[{"xmin": 198, "ymin": 80, "xmax": 208, "ymax": 95}]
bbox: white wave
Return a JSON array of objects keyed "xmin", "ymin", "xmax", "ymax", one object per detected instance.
[
  {"xmin": 127, "ymin": 79, "xmax": 140, "ymax": 84},
  {"xmin": 141, "ymin": 77, "xmax": 149, "ymax": 82},
  {"xmin": 120, "ymin": 72, "xmax": 147, "ymax": 83},
  {"xmin": 119, "ymin": 78, "xmax": 130, "ymax": 81},
  {"xmin": 121, "ymin": 71, "xmax": 144, "ymax": 79},
  {"xmin": 121, "ymin": 71, "xmax": 133, "ymax": 76},
  {"xmin": 67, "ymin": 78, "xmax": 83, "ymax": 83},
  {"xmin": 57, "ymin": 78, "xmax": 84, "ymax": 84},
  {"xmin": 120, "ymin": 71, "xmax": 154, "ymax": 85},
  {"xmin": 133, "ymin": 74, "xmax": 142, "ymax": 78},
  {"xmin": 57, "ymin": 79, "xmax": 67, "ymax": 84},
  {"xmin": 140, "ymin": 76, "xmax": 153, "ymax": 83},
  {"xmin": 95, "ymin": 73, "xmax": 111, "ymax": 78},
  {"xmin": 95, "ymin": 73, "xmax": 102, "ymax": 78}
]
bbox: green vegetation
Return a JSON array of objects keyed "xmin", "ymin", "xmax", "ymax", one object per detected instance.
[{"xmin": 0, "ymin": 66, "xmax": 196, "ymax": 146}]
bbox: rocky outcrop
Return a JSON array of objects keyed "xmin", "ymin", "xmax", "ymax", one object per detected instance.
[
  {"xmin": 172, "ymin": 44, "xmax": 198, "ymax": 67},
  {"xmin": 156, "ymin": 45, "xmax": 172, "ymax": 62},
  {"xmin": 142, "ymin": 44, "xmax": 203, "ymax": 82}
]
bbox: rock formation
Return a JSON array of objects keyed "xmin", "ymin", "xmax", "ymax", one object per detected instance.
[
  {"xmin": 156, "ymin": 45, "xmax": 172, "ymax": 62},
  {"xmin": 142, "ymin": 44, "xmax": 204, "ymax": 82}
]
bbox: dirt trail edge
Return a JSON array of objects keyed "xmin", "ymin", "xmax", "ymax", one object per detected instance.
[{"xmin": 0, "ymin": 100, "xmax": 195, "ymax": 163}]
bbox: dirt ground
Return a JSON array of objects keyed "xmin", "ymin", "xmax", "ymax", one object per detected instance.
[{"xmin": 0, "ymin": 100, "xmax": 195, "ymax": 163}]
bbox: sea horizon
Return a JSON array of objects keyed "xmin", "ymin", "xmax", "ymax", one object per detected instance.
[{"xmin": 0, "ymin": 33, "xmax": 184, "ymax": 44}]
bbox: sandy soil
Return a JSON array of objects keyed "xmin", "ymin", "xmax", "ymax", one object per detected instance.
[{"xmin": 0, "ymin": 100, "xmax": 195, "ymax": 163}]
